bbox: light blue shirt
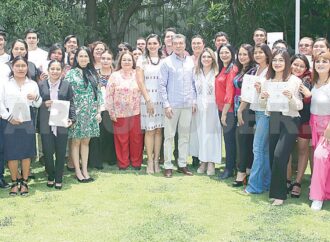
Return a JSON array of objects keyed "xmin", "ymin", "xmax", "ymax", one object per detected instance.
[{"xmin": 159, "ymin": 53, "xmax": 196, "ymax": 109}]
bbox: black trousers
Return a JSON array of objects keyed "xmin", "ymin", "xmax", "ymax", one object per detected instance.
[
  {"xmin": 237, "ymin": 109, "xmax": 255, "ymax": 173},
  {"xmin": 269, "ymin": 112, "xmax": 300, "ymax": 200},
  {"xmin": 41, "ymin": 132, "xmax": 68, "ymax": 183},
  {"xmin": 219, "ymin": 111, "xmax": 237, "ymax": 173},
  {"xmin": 89, "ymin": 111, "xmax": 117, "ymax": 167}
]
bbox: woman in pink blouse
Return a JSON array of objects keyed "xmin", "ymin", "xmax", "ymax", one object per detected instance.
[{"xmin": 105, "ymin": 52, "xmax": 143, "ymax": 170}]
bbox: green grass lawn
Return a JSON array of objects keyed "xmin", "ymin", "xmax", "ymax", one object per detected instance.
[{"xmin": 0, "ymin": 162, "xmax": 329, "ymax": 242}]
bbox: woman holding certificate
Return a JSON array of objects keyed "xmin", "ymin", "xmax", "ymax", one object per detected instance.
[
  {"xmin": 259, "ymin": 50, "xmax": 303, "ymax": 205},
  {"xmin": 215, "ymin": 44, "xmax": 238, "ymax": 179},
  {"xmin": 65, "ymin": 46, "xmax": 103, "ymax": 183},
  {"xmin": 0, "ymin": 56, "xmax": 42, "ymax": 196},
  {"xmin": 39, "ymin": 60, "xmax": 76, "ymax": 189},
  {"xmin": 244, "ymin": 43, "xmax": 272, "ymax": 194},
  {"xmin": 309, "ymin": 54, "xmax": 330, "ymax": 211},
  {"xmin": 286, "ymin": 54, "xmax": 312, "ymax": 198}
]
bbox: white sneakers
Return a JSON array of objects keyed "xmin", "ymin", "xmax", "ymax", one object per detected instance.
[{"xmin": 311, "ymin": 200, "xmax": 323, "ymax": 211}]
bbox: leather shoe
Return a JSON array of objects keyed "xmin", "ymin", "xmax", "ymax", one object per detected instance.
[
  {"xmin": 177, "ymin": 167, "xmax": 193, "ymax": 176},
  {"xmin": 0, "ymin": 178, "xmax": 9, "ymax": 189},
  {"xmin": 164, "ymin": 169, "xmax": 172, "ymax": 178},
  {"xmin": 219, "ymin": 169, "xmax": 233, "ymax": 180}
]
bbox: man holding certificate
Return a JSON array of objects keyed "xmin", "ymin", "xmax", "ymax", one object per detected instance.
[
  {"xmin": 259, "ymin": 50, "xmax": 303, "ymax": 206},
  {"xmin": 38, "ymin": 60, "xmax": 76, "ymax": 189},
  {"xmin": 0, "ymin": 56, "xmax": 42, "ymax": 196}
]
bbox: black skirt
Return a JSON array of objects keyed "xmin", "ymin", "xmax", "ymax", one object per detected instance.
[{"xmin": 3, "ymin": 119, "xmax": 36, "ymax": 161}]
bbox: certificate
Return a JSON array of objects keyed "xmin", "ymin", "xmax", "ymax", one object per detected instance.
[
  {"xmin": 49, "ymin": 100, "xmax": 70, "ymax": 127},
  {"xmin": 266, "ymin": 82, "xmax": 289, "ymax": 112},
  {"xmin": 11, "ymin": 97, "xmax": 31, "ymax": 122},
  {"xmin": 241, "ymin": 74, "xmax": 259, "ymax": 104}
]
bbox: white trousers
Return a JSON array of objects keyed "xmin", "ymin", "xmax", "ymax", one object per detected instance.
[{"xmin": 164, "ymin": 108, "xmax": 192, "ymax": 169}]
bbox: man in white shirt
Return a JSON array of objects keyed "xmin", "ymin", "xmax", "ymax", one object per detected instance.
[
  {"xmin": 0, "ymin": 28, "xmax": 9, "ymax": 64},
  {"xmin": 25, "ymin": 29, "xmax": 48, "ymax": 70}
]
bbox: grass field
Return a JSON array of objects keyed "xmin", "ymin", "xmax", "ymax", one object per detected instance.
[{"xmin": 0, "ymin": 162, "xmax": 329, "ymax": 242}]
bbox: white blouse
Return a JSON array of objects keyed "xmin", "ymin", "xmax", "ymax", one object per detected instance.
[
  {"xmin": 260, "ymin": 75, "xmax": 303, "ymax": 117},
  {"xmin": 0, "ymin": 77, "xmax": 41, "ymax": 120},
  {"xmin": 311, "ymin": 82, "xmax": 330, "ymax": 115}
]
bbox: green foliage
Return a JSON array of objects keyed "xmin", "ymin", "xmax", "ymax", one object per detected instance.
[
  {"xmin": 0, "ymin": 0, "xmax": 88, "ymax": 47},
  {"xmin": 0, "ymin": 0, "xmax": 328, "ymax": 51}
]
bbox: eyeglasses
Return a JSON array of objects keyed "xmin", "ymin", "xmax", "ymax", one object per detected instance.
[
  {"xmin": 299, "ymin": 44, "xmax": 311, "ymax": 48},
  {"xmin": 272, "ymin": 58, "xmax": 285, "ymax": 63},
  {"xmin": 118, "ymin": 47, "xmax": 128, "ymax": 51}
]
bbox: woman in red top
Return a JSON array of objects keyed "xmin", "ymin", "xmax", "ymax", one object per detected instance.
[{"xmin": 215, "ymin": 44, "xmax": 238, "ymax": 179}]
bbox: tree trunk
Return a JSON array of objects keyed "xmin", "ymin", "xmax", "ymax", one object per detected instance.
[{"xmin": 86, "ymin": 0, "xmax": 97, "ymax": 42}]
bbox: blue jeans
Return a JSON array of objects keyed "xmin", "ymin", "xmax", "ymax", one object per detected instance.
[
  {"xmin": 0, "ymin": 119, "xmax": 5, "ymax": 179},
  {"xmin": 246, "ymin": 111, "xmax": 271, "ymax": 193}
]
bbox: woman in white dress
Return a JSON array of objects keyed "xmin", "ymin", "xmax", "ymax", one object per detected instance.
[
  {"xmin": 190, "ymin": 47, "xmax": 222, "ymax": 175},
  {"xmin": 136, "ymin": 34, "xmax": 164, "ymax": 174}
]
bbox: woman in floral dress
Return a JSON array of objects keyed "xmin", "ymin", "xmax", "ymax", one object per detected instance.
[{"xmin": 65, "ymin": 46, "xmax": 102, "ymax": 183}]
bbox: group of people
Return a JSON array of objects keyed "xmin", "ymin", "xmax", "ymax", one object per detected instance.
[{"xmin": 0, "ymin": 27, "xmax": 329, "ymax": 211}]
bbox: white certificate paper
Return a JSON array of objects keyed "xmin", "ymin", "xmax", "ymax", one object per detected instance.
[
  {"xmin": 266, "ymin": 82, "xmax": 289, "ymax": 112},
  {"xmin": 49, "ymin": 100, "xmax": 70, "ymax": 127},
  {"xmin": 11, "ymin": 97, "xmax": 31, "ymax": 122},
  {"xmin": 241, "ymin": 74, "xmax": 259, "ymax": 104}
]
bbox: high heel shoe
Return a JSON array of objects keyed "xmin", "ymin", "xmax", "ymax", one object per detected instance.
[
  {"xmin": 232, "ymin": 173, "xmax": 247, "ymax": 187},
  {"xmin": 55, "ymin": 183, "xmax": 62, "ymax": 190},
  {"xmin": 9, "ymin": 180, "xmax": 19, "ymax": 196},
  {"xmin": 290, "ymin": 182, "xmax": 301, "ymax": 198},
  {"xmin": 47, "ymin": 181, "xmax": 55, "ymax": 188},
  {"xmin": 76, "ymin": 177, "xmax": 86, "ymax": 183},
  {"xmin": 20, "ymin": 179, "xmax": 29, "ymax": 196},
  {"xmin": 232, "ymin": 176, "xmax": 247, "ymax": 187}
]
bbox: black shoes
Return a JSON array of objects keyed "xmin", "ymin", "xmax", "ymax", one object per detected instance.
[
  {"xmin": 0, "ymin": 178, "xmax": 10, "ymax": 189},
  {"xmin": 192, "ymin": 156, "xmax": 200, "ymax": 168},
  {"xmin": 76, "ymin": 177, "xmax": 94, "ymax": 183},
  {"xmin": 218, "ymin": 169, "xmax": 234, "ymax": 180}
]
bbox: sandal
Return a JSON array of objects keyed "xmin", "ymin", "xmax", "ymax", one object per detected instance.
[
  {"xmin": 9, "ymin": 180, "xmax": 19, "ymax": 196},
  {"xmin": 291, "ymin": 182, "xmax": 301, "ymax": 198},
  {"xmin": 20, "ymin": 179, "xmax": 29, "ymax": 196}
]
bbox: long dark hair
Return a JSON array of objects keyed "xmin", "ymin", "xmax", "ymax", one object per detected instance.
[
  {"xmin": 266, "ymin": 49, "xmax": 291, "ymax": 81},
  {"xmin": 217, "ymin": 44, "xmax": 236, "ymax": 74},
  {"xmin": 290, "ymin": 54, "xmax": 310, "ymax": 72},
  {"xmin": 145, "ymin": 34, "xmax": 163, "ymax": 60},
  {"xmin": 9, "ymin": 56, "xmax": 30, "ymax": 79},
  {"xmin": 236, "ymin": 44, "xmax": 254, "ymax": 73},
  {"xmin": 254, "ymin": 43, "xmax": 272, "ymax": 65},
  {"xmin": 73, "ymin": 46, "xmax": 99, "ymax": 100},
  {"xmin": 10, "ymin": 39, "xmax": 28, "ymax": 61}
]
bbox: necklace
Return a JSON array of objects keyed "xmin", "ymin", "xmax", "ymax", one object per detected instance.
[{"xmin": 148, "ymin": 56, "xmax": 160, "ymax": 65}]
